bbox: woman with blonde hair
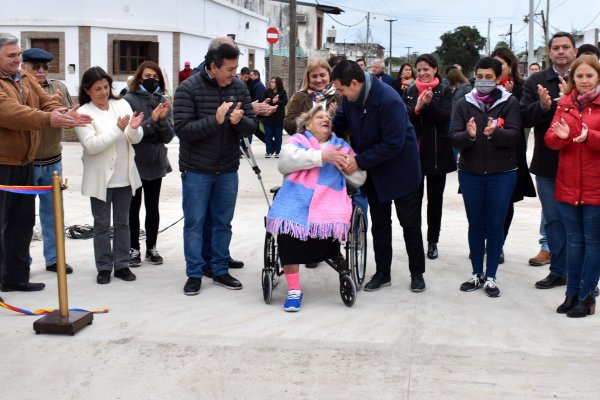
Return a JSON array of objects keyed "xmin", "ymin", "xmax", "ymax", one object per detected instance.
[
  {"xmin": 284, "ymin": 57, "xmax": 340, "ymax": 135},
  {"xmin": 545, "ymin": 55, "xmax": 600, "ymax": 317}
]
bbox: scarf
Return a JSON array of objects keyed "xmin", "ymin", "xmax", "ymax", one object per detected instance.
[
  {"xmin": 266, "ymin": 131, "xmax": 355, "ymax": 241},
  {"xmin": 472, "ymin": 88, "xmax": 503, "ymax": 111},
  {"xmin": 415, "ymin": 77, "xmax": 440, "ymax": 94},
  {"xmin": 576, "ymin": 85, "xmax": 600, "ymax": 106},
  {"xmin": 351, "ymin": 72, "xmax": 373, "ymax": 107},
  {"xmin": 308, "ymin": 83, "xmax": 336, "ymax": 103},
  {"xmin": 499, "ymin": 75, "xmax": 511, "ymax": 89}
]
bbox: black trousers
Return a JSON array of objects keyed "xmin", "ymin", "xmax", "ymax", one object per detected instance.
[
  {"xmin": 0, "ymin": 164, "xmax": 35, "ymax": 285},
  {"xmin": 366, "ymin": 178, "xmax": 425, "ymax": 277},
  {"xmin": 130, "ymin": 177, "xmax": 163, "ymax": 251},
  {"xmin": 420, "ymin": 173, "xmax": 447, "ymax": 243}
]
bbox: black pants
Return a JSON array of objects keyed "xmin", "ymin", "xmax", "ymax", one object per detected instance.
[
  {"xmin": 129, "ymin": 177, "xmax": 162, "ymax": 251},
  {"xmin": 0, "ymin": 164, "xmax": 35, "ymax": 285},
  {"xmin": 420, "ymin": 173, "xmax": 447, "ymax": 244},
  {"xmin": 366, "ymin": 178, "xmax": 425, "ymax": 278}
]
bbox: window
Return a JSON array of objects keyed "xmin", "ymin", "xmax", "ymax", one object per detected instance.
[
  {"xmin": 248, "ymin": 50, "xmax": 255, "ymax": 71},
  {"xmin": 30, "ymin": 38, "xmax": 60, "ymax": 74},
  {"xmin": 112, "ymin": 40, "xmax": 158, "ymax": 75}
]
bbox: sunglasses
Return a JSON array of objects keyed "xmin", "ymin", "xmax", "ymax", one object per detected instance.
[{"xmin": 29, "ymin": 63, "xmax": 49, "ymax": 71}]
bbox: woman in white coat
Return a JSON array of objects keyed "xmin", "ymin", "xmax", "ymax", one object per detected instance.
[{"xmin": 75, "ymin": 67, "xmax": 144, "ymax": 285}]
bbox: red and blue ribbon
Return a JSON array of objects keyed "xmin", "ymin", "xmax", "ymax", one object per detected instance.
[{"xmin": 0, "ymin": 300, "xmax": 109, "ymax": 315}]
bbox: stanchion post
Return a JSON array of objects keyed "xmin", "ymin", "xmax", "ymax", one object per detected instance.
[{"xmin": 33, "ymin": 172, "xmax": 93, "ymax": 335}]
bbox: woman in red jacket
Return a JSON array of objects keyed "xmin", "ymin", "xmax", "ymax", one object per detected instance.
[{"xmin": 545, "ymin": 55, "xmax": 600, "ymax": 318}]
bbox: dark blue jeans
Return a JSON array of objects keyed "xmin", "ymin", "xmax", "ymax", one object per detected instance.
[
  {"xmin": 558, "ymin": 203, "xmax": 600, "ymax": 299},
  {"xmin": 263, "ymin": 124, "xmax": 283, "ymax": 155},
  {"xmin": 458, "ymin": 170, "xmax": 516, "ymax": 279},
  {"xmin": 182, "ymin": 170, "xmax": 238, "ymax": 278},
  {"xmin": 536, "ymin": 176, "xmax": 567, "ymax": 278}
]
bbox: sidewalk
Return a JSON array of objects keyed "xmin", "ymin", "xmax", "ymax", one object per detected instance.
[{"xmin": 1, "ymin": 141, "xmax": 599, "ymax": 400}]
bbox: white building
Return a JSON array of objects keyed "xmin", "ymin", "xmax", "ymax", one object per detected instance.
[{"xmin": 0, "ymin": 0, "xmax": 269, "ymax": 96}]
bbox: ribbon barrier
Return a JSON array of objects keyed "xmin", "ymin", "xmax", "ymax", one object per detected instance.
[
  {"xmin": 0, "ymin": 301, "xmax": 109, "ymax": 316},
  {"xmin": 1, "ymin": 174, "xmax": 95, "ymax": 335}
]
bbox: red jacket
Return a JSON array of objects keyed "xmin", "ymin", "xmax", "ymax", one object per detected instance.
[{"xmin": 544, "ymin": 91, "xmax": 600, "ymax": 206}]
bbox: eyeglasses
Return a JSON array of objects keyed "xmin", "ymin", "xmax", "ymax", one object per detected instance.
[{"xmin": 29, "ymin": 63, "xmax": 49, "ymax": 71}]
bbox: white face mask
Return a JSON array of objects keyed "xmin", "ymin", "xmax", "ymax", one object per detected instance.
[{"xmin": 474, "ymin": 79, "xmax": 497, "ymax": 94}]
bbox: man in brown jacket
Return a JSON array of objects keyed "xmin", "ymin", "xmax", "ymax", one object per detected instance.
[{"xmin": 0, "ymin": 33, "xmax": 91, "ymax": 292}]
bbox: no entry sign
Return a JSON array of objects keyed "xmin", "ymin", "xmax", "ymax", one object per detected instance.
[{"xmin": 266, "ymin": 27, "xmax": 279, "ymax": 44}]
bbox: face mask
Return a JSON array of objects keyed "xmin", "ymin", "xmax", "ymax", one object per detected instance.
[
  {"xmin": 141, "ymin": 78, "xmax": 159, "ymax": 93},
  {"xmin": 474, "ymin": 79, "xmax": 497, "ymax": 94}
]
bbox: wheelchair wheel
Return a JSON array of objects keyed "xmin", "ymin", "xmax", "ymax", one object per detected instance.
[
  {"xmin": 262, "ymin": 268, "xmax": 273, "ymax": 304},
  {"xmin": 348, "ymin": 206, "xmax": 367, "ymax": 290},
  {"xmin": 339, "ymin": 273, "xmax": 357, "ymax": 307},
  {"xmin": 263, "ymin": 232, "xmax": 278, "ymax": 304}
]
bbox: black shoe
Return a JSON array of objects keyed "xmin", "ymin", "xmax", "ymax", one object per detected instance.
[
  {"xmin": 202, "ymin": 267, "xmax": 214, "ymax": 279},
  {"xmin": 483, "ymin": 278, "xmax": 501, "ymax": 298},
  {"xmin": 567, "ymin": 295, "xmax": 596, "ymax": 318},
  {"xmin": 129, "ymin": 248, "xmax": 142, "ymax": 268},
  {"xmin": 96, "ymin": 270, "xmax": 111, "ymax": 285},
  {"xmin": 364, "ymin": 273, "xmax": 391, "ymax": 292},
  {"xmin": 498, "ymin": 250, "xmax": 505, "ymax": 264},
  {"xmin": 460, "ymin": 274, "xmax": 484, "ymax": 292},
  {"xmin": 184, "ymin": 277, "xmax": 202, "ymax": 296},
  {"xmin": 46, "ymin": 263, "xmax": 74, "ymax": 274},
  {"xmin": 213, "ymin": 273, "xmax": 243, "ymax": 290},
  {"xmin": 145, "ymin": 246, "xmax": 163, "ymax": 265},
  {"xmin": 305, "ymin": 263, "xmax": 319, "ymax": 268},
  {"xmin": 410, "ymin": 274, "xmax": 426, "ymax": 292},
  {"xmin": 0, "ymin": 282, "xmax": 45, "ymax": 292},
  {"xmin": 427, "ymin": 242, "xmax": 438, "ymax": 260},
  {"xmin": 114, "ymin": 267, "xmax": 136, "ymax": 281},
  {"xmin": 228, "ymin": 258, "xmax": 244, "ymax": 269},
  {"xmin": 557, "ymin": 295, "xmax": 578, "ymax": 314},
  {"xmin": 535, "ymin": 274, "xmax": 566, "ymax": 289}
]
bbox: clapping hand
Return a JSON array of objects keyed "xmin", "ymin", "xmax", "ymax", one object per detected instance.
[
  {"xmin": 52, "ymin": 88, "xmax": 63, "ymax": 102},
  {"xmin": 152, "ymin": 102, "xmax": 170, "ymax": 121},
  {"xmin": 573, "ymin": 123, "xmax": 589, "ymax": 143},
  {"xmin": 129, "ymin": 112, "xmax": 144, "ymax": 130},
  {"xmin": 216, "ymin": 101, "xmax": 233, "ymax": 125},
  {"xmin": 117, "ymin": 115, "xmax": 130, "ymax": 132},
  {"xmin": 537, "ymin": 84, "xmax": 552, "ymax": 110},
  {"xmin": 416, "ymin": 88, "xmax": 433, "ymax": 112},
  {"xmin": 466, "ymin": 117, "xmax": 477, "ymax": 138},
  {"xmin": 504, "ymin": 80, "xmax": 514, "ymax": 93},
  {"xmin": 551, "ymin": 118, "xmax": 570, "ymax": 140},
  {"xmin": 229, "ymin": 102, "xmax": 244, "ymax": 125},
  {"xmin": 558, "ymin": 76, "xmax": 567, "ymax": 99},
  {"xmin": 66, "ymin": 104, "xmax": 93, "ymax": 126},
  {"xmin": 483, "ymin": 117, "xmax": 496, "ymax": 136}
]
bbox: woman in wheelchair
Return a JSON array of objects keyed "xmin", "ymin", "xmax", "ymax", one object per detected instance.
[{"xmin": 266, "ymin": 107, "xmax": 366, "ymax": 312}]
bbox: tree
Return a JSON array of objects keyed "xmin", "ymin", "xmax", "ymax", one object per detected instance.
[
  {"xmin": 494, "ymin": 41, "xmax": 510, "ymax": 50},
  {"xmin": 435, "ymin": 26, "xmax": 486, "ymax": 76}
]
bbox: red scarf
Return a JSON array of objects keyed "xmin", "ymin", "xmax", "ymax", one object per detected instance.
[
  {"xmin": 499, "ymin": 75, "xmax": 511, "ymax": 89},
  {"xmin": 415, "ymin": 77, "xmax": 440, "ymax": 94}
]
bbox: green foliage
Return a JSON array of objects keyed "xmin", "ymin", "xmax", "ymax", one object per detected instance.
[
  {"xmin": 435, "ymin": 26, "xmax": 486, "ymax": 76},
  {"xmin": 494, "ymin": 41, "xmax": 510, "ymax": 50}
]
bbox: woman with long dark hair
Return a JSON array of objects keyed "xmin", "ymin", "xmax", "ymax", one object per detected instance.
[
  {"xmin": 404, "ymin": 54, "xmax": 456, "ymax": 260},
  {"xmin": 392, "ymin": 63, "xmax": 416, "ymax": 98},
  {"xmin": 261, "ymin": 76, "xmax": 288, "ymax": 158},
  {"xmin": 123, "ymin": 61, "xmax": 174, "ymax": 267},
  {"xmin": 75, "ymin": 67, "xmax": 144, "ymax": 284}
]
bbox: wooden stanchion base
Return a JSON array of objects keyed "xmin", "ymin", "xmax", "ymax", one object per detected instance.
[{"xmin": 33, "ymin": 310, "xmax": 93, "ymax": 336}]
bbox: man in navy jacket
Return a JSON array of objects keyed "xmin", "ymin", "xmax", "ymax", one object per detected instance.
[{"xmin": 332, "ymin": 60, "xmax": 426, "ymax": 292}]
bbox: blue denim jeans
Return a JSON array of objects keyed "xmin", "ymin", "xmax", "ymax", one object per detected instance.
[
  {"xmin": 535, "ymin": 176, "xmax": 567, "ymax": 278},
  {"xmin": 33, "ymin": 160, "xmax": 62, "ymax": 266},
  {"xmin": 459, "ymin": 170, "xmax": 516, "ymax": 279},
  {"xmin": 182, "ymin": 170, "xmax": 238, "ymax": 278},
  {"xmin": 539, "ymin": 212, "xmax": 549, "ymax": 252},
  {"xmin": 263, "ymin": 124, "xmax": 283, "ymax": 155},
  {"xmin": 558, "ymin": 203, "xmax": 600, "ymax": 299}
]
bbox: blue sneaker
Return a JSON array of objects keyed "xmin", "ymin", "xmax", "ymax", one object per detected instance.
[{"xmin": 283, "ymin": 290, "xmax": 303, "ymax": 312}]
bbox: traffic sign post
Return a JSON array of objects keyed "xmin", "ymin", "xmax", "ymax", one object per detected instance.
[{"xmin": 266, "ymin": 27, "xmax": 279, "ymax": 83}]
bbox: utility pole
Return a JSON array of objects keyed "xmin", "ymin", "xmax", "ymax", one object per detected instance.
[
  {"xmin": 509, "ymin": 24, "xmax": 513, "ymax": 50},
  {"xmin": 527, "ymin": 0, "xmax": 535, "ymax": 66},
  {"xmin": 405, "ymin": 46, "xmax": 412, "ymax": 63},
  {"xmin": 289, "ymin": 0, "xmax": 297, "ymax": 94},
  {"xmin": 486, "ymin": 18, "xmax": 491, "ymax": 54},
  {"xmin": 546, "ymin": 0, "xmax": 550, "ymax": 45},
  {"xmin": 365, "ymin": 12, "xmax": 370, "ymax": 65},
  {"xmin": 384, "ymin": 19, "xmax": 397, "ymax": 75}
]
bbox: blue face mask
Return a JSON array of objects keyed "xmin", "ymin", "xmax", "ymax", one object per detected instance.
[{"xmin": 474, "ymin": 79, "xmax": 497, "ymax": 94}]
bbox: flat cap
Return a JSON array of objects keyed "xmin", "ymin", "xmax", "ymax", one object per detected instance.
[{"xmin": 22, "ymin": 48, "xmax": 54, "ymax": 63}]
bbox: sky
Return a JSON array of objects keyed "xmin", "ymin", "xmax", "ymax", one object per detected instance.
[{"xmin": 314, "ymin": 0, "xmax": 600, "ymax": 57}]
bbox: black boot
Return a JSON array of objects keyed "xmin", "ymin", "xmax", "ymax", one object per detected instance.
[
  {"xmin": 556, "ymin": 295, "xmax": 578, "ymax": 314},
  {"xmin": 427, "ymin": 242, "xmax": 438, "ymax": 260},
  {"xmin": 567, "ymin": 295, "xmax": 596, "ymax": 318}
]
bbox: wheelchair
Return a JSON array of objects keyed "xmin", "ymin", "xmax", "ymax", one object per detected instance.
[{"xmin": 262, "ymin": 186, "xmax": 367, "ymax": 307}]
